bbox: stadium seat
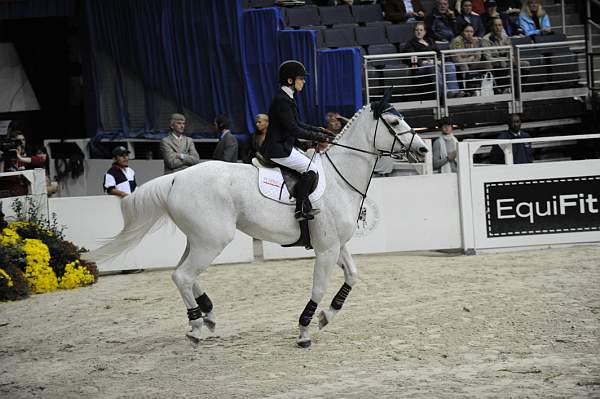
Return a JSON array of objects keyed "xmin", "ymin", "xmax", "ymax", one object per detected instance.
[
  {"xmin": 510, "ymin": 36, "xmax": 533, "ymax": 46},
  {"xmin": 286, "ymin": 6, "xmax": 320, "ymax": 28},
  {"xmin": 247, "ymin": 0, "xmax": 274, "ymax": 7},
  {"xmin": 300, "ymin": 25, "xmax": 327, "ymax": 48},
  {"xmin": 365, "ymin": 20, "xmax": 392, "ymax": 26},
  {"xmin": 355, "ymin": 25, "xmax": 388, "ymax": 46},
  {"xmin": 351, "ymin": 4, "xmax": 384, "ymax": 24},
  {"xmin": 322, "ymin": 27, "xmax": 357, "ymax": 48},
  {"xmin": 386, "ymin": 23, "xmax": 416, "ymax": 47},
  {"xmin": 319, "ymin": 5, "xmax": 355, "ymax": 26},
  {"xmin": 532, "ymin": 33, "xmax": 568, "ymax": 44},
  {"xmin": 367, "ymin": 44, "xmax": 401, "ymax": 68},
  {"xmin": 332, "ymin": 22, "xmax": 359, "ymax": 28}
]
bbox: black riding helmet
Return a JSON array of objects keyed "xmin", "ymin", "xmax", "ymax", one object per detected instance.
[{"xmin": 278, "ymin": 60, "xmax": 309, "ymax": 86}]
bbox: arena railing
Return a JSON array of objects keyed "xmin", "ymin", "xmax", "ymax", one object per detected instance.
[
  {"xmin": 363, "ymin": 50, "xmax": 440, "ymax": 111},
  {"xmin": 363, "ymin": 41, "xmax": 589, "ymax": 119},
  {"xmin": 440, "ymin": 46, "xmax": 514, "ymax": 116},
  {"xmin": 514, "ymin": 40, "xmax": 587, "ymax": 105}
]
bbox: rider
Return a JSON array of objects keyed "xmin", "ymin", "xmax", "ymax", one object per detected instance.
[{"xmin": 261, "ymin": 60, "xmax": 333, "ymax": 221}]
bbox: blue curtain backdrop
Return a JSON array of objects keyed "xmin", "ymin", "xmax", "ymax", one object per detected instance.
[
  {"xmin": 241, "ymin": 7, "xmax": 282, "ymax": 129},
  {"xmin": 86, "ymin": 0, "xmax": 246, "ymax": 135},
  {"xmin": 84, "ymin": 0, "xmax": 362, "ymax": 137},
  {"xmin": 0, "ymin": 0, "xmax": 74, "ymax": 19},
  {"xmin": 317, "ymin": 48, "xmax": 363, "ymax": 121}
]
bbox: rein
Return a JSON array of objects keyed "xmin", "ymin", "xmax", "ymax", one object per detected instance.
[{"xmin": 324, "ymin": 111, "xmax": 418, "ymax": 222}]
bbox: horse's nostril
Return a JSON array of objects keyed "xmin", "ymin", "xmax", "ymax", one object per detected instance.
[{"xmin": 419, "ymin": 146, "xmax": 428, "ymax": 153}]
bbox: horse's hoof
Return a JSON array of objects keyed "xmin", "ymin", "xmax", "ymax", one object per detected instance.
[
  {"xmin": 296, "ymin": 339, "xmax": 312, "ymax": 348},
  {"xmin": 319, "ymin": 310, "xmax": 334, "ymax": 330},
  {"xmin": 186, "ymin": 331, "xmax": 201, "ymax": 345},
  {"xmin": 203, "ymin": 317, "xmax": 216, "ymax": 333}
]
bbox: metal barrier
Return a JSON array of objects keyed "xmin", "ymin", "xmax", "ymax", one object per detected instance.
[
  {"xmin": 363, "ymin": 51, "xmax": 439, "ymax": 110},
  {"xmin": 440, "ymin": 46, "xmax": 513, "ymax": 115},
  {"xmin": 515, "ymin": 40, "xmax": 588, "ymax": 104},
  {"xmin": 363, "ymin": 40, "xmax": 588, "ymax": 117}
]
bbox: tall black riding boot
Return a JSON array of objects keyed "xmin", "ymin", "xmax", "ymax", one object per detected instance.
[{"xmin": 295, "ymin": 171, "xmax": 317, "ymax": 221}]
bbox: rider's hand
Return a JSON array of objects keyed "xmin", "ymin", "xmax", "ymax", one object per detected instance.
[{"xmin": 319, "ymin": 127, "xmax": 336, "ymax": 137}]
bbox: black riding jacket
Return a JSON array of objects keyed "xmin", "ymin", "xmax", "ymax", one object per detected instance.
[{"xmin": 261, "ymin": 88, "xmax": 328, "ymax": 159}]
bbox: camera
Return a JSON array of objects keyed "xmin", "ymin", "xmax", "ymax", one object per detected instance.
[{"xmin": 0, "ymin": 136, "xmax": 22, "ymax": 160}]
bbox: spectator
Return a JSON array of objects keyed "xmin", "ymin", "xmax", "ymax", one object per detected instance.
[
  {"xmin": 450, "ymin": 23, "xmax": 492, "ymax": 93},
  {"xmin": 212, "ymin": 114, "xmax": 239, "ymax": 163},
  {"xmin": 490, "ymin": 113, "xmax": 533, "ymax": 164},
  {"xmin": 454, "ymin": 0, "xmax": 486, "ymax": 15},
  {"xmin": 425, "ymin": 0, "xmax": 458, "ymax": 42},
  {"xmin": 432, "ymin": 117, "xmax": 459, "ymax": 173},
  {"xmin": 243, "ymin": 114, "xmax": 269, "ymax": 164},
  {"xmin": 384, "ymin": 0, "xmax": 426, "ymax": 23},
  {"xmin": 160, "ymin": 113, "xmax": 200, "ymax": 175},
  {"xmin": 1, "ymin": 131, "xmax": 28, "ymax": 172},
  {"xmin": 484, "ymin": 17, "xmax": 530, "ymax": 93},
  {"xmin": 481, "ymin": 0, "xmax": 518, "ymax": 35},
  {"xmin": 403, "ymin": 22, "xmax": 464, "ymax": 97},
  {"xmin": 103, "ymin": 146, "xmax": 136, "ymax": 198},
  {"xmin": 456, "ymin": 0, "xmax": 486, "ymax": 37},
  {"xmin": 518, "ymin": 0, "xmax": 551, "ymax": 37},
  {"xmin": 496, "ymin": 0, "xmax": 522, "ymax": 13},
  {"xmin": 324, "ymin": 112, "xmax": 349, "ymax": 135}
]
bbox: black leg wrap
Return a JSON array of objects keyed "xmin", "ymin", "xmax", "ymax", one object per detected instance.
[
  {"xmin": 331, "ymin": 283, "xmax": 352, "ymax": 310},
  {"xmin": 195, "ymin": 293, "xmax": 213, "ymax": 313},
  {"xmin": 299, "ymin": 300, "xmax": 318, "ymax": 327},
  {"xmin": 187, "ymin": 306, "xmax": 203, "ymax": 321}
]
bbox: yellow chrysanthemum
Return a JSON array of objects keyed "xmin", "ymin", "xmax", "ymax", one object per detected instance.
[
  {"xmin": 58, "ymin": 260, "xmax": 95, "ymax": 290},
  {"xmin": 0, "ymin": 268, "xmax": 14, "ymax": 288},
  {"xmin": 22, "ymin": 238, "xmax": 57, "ymax": 294},
  {"xmin": 0, "ymin": 227, "xmax": 20, "ymax": 246}
]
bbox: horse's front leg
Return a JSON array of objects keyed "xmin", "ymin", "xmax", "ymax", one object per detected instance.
[
  {"xmin": 297, "ymin": 246, "xmax": 340, "ymax": 348},
  {"xmin": 318, "ymin": 244, "xmax": 358, "ymax": 330}
]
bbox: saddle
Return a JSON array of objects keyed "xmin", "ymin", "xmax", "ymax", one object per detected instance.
[
  {"xmin": 253, "ymin": 152, "xmax": 319, "ymax": 199},
  {"xmin": 253, "ymin": 152, "xmax": 320, "ymax": 250}
]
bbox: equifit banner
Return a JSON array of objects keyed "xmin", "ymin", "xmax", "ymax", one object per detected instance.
[{"xmin": 485, "ymin": 176, "xmax": 600, "ymax": 237}]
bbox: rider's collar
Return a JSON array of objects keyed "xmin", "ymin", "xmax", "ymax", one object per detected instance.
[{"xmin": 281, "ymin": 86, "xmax": 294, "ymax": 99}]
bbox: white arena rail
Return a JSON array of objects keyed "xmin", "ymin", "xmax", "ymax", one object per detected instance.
[{"xmin": 457, "ymin": 134, "xmax": 600, "ymax": 253}]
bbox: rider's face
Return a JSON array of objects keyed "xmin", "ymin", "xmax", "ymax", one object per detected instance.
[{"xmin": 294, "ymin": 76, "xmax": 305, "ymax": 92}]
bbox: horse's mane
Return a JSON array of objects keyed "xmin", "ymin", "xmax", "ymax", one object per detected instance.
[{"xmin": 322, "ymin": 105, "xmax": 369, "ymax": 154}]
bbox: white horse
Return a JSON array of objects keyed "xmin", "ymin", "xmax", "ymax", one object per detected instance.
[{"xmin": 87, "ymin": 101, "xmax": 428, "ymax": 347}]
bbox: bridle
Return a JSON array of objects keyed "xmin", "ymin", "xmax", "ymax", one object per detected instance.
[{"xmin": 324, "ymin": 105, "xmax": 420, "ymax": 222}]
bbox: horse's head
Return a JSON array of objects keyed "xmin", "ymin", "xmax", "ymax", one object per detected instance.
[{"xmin": 370, "ymin": 101, "xmax": 428, "ymax": 162}]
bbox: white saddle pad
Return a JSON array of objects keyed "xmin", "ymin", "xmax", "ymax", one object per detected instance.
[{"xmin": 253, "ymin": 151, "xmax": 326, "ymax": 205}]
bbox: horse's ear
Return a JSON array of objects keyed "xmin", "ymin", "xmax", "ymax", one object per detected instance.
[{"xmin": 372, "ymin": 88, "xmax": 392, "ymax": 119}]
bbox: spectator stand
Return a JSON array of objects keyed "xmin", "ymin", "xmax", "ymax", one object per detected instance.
[{"xmin": 364, "ymin": 39, "xmax": 588, "ymax": 120}]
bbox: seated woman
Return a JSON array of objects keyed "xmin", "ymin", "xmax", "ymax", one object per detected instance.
[
  {"xmin": 518, "ymin": 0, "xmax": 551, "ymax": 37},
  {"xmin": 402, "ymin": 22, "xmax": 464, "ymax": 98},
  {"xmin": 450, "ymin": 23, "xmax": 492, "ymax": 94}
]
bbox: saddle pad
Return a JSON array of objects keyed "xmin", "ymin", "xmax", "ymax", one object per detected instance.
[{"xmin": 254, "ymin": 151, "xmax": 326, "ymax": 205}]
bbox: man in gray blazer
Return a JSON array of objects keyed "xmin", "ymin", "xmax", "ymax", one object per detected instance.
[
  {"xmin": 160, "ymin": 113, "xmax": 201, "ymax": 174},
  {"xmin": 212, "ymin": 114, "xmax": 238, "ymax": 163}
]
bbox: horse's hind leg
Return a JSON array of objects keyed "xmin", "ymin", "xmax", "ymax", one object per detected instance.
[
  {"xmin": 172, "ymin": 234, "xmax": 232, "ymax": 343},
  {"xmin": 297, "ymin": 246, "xmax": 341, "ymax": 348},
  {"xmin": 318, "ymin": 244, "xmax": 359, "ymax": 330}
]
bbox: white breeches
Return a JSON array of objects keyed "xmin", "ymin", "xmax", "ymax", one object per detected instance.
[{"xmin": 271, "ymin": 147, "xmax": 319, "ymax": 174}]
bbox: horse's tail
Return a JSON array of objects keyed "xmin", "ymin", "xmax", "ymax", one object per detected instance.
[{"xmin": 84, "ymin": 173, "xmax": 175, "ymax": 262}]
